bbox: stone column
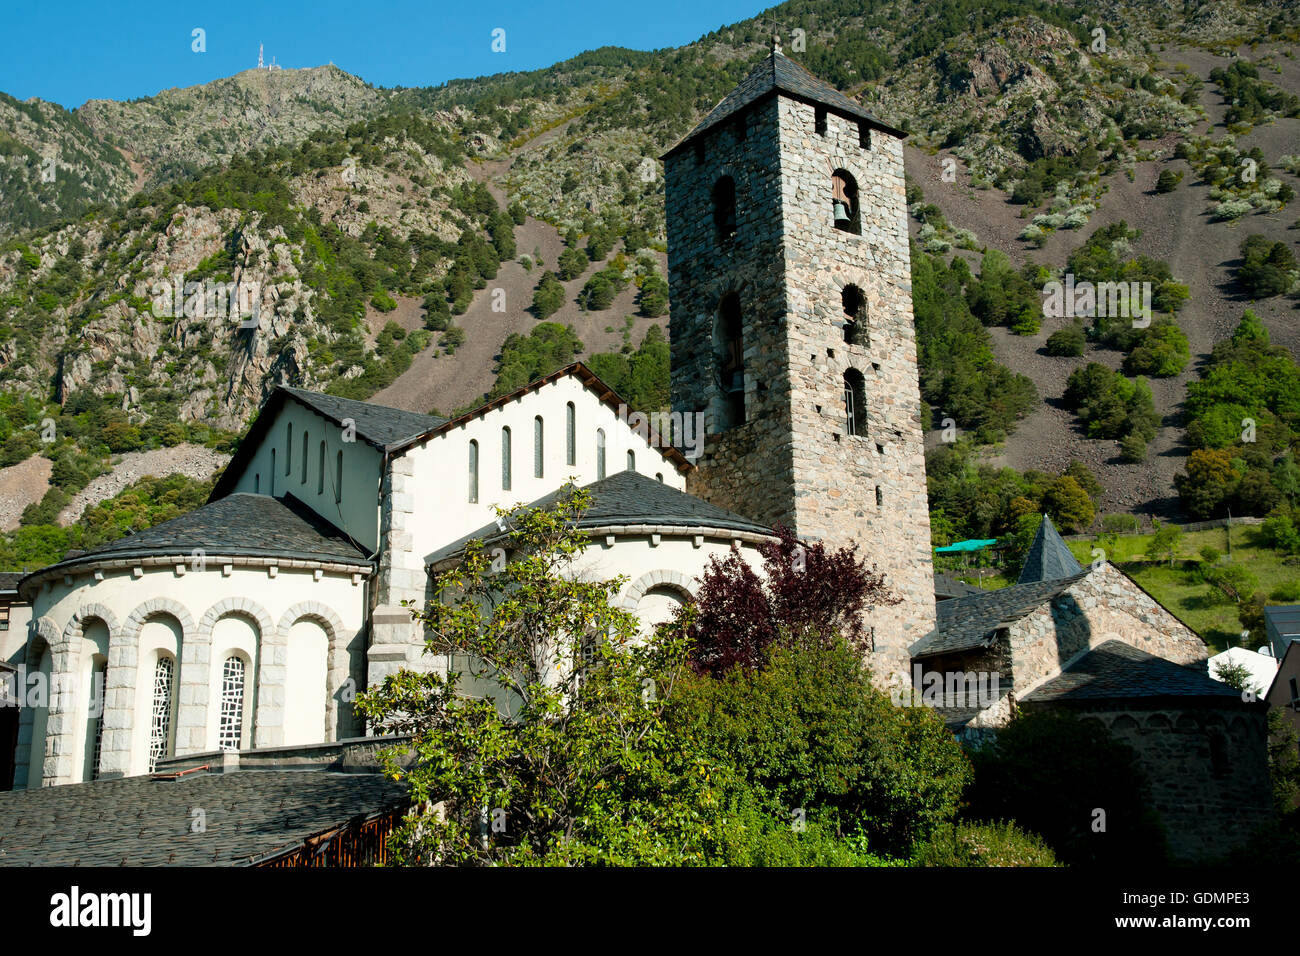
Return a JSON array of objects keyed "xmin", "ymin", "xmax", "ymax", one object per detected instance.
[
  {"xmin": 97, "ymin": 625, "xmax": 138, "ymax": 779},
  {"xmin": 253, "ymin": 626, "xmax": 286, "ymax": 748},
  {"xmin": 41, "ymin": 641, "xmax": 82, "ymax": 785},
  {"xmin": 369, "ymin": 454, "xmax": 433, "ymax": 687},
  {"xmin": 175, "ymin": 627, "xmax": 211, "ymax": 755}
]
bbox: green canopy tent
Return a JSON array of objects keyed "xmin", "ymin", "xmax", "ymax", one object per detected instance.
[{"xmin": 934, "ymin": 538, "xmax": 997, "ymax": 553}]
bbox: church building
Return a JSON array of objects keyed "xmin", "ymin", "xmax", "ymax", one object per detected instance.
[{"xmin": 0, "ymin": 43, "xmax": 1273, "ymax": 863}]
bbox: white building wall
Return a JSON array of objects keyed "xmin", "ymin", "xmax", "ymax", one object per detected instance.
[
  {"xmin": 401, "ymin": 376, "xmax": 689, "ymax": 565},
  {"xmin": 15, "ymin": 559, "xmax": 367, "ymax": 788},
  {"xmin": 228, "ymin": 401, "xmax": 383, "ymax": 554}
]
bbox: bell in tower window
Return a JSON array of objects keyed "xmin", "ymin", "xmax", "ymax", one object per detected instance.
[{"xmin": 831, "ymin": 170, "xmax": 861, "ymax": 235}]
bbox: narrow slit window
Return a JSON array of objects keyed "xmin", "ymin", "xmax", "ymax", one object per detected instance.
[
  {"xmin": 286, "ymin": 423, "xmax": 293, "ymax": 475},
  {"xmin": 318, "ymin": 441, "xmax": 325, "ymax": 494},
  {"xmin": 270, "ymin": 449, "xmax": 276, "ymax": 496},
  {"xmin": 534, "ymin": 416, "xmax": 544, "ymax": 479},
  {"xmin": 566, "ymin": 402, "xmax": 576, "ymax": 467},
  {"xmin": 301, "ymin": 431, "xmax": 309, "ymax": 483},
  {"xmin": 815, "ymin": 106, "xmax": 827, "ymax": 136},
  {"xmin": 335, "ymin": 450, "xmax": 343, "ymax": 504},
  {"xmin": 713, "ymin": 176, "xmax": 737, "ymax": 244},
  {"xmin": 626, "ymin": 450, "xmax": 635, "ymax": 472},
  {"xmin": 716, "ymin": 293, "xmax": 745, "ymax": 430},
  {"xmin": 468, "ymin": 440, "xmax": 479, "ymax": 503},
  {"xmin": 858, "ymin": 122, "xmax": 871, "ymax": 150},
  {"xmin": 842, "ymin": 284, "xmax": 867, "ymax": 346},
  {"xmin": 844, "ymin": 369, "xmax": 868, "ymax": 437},
  {"xmin": 502, "ymin": 427, "xmax": 512, "ymax": 490},
  {"xmin": 596, "ymin": 429, "xmax": 606, "ymax": 480}
]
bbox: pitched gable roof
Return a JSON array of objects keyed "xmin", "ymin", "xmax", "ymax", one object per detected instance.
[
  {"xmin": 913, "ymin": 570, "xmax": 1091, "ymax": 659},
  {"xmin": 1022, "ymin": 640, "xmax": 1246, "ymax": 705},
  {"xmin": 663, "ymin": 48, "xmax": 904, "ymax": 158},
  {"xmin": 1017, "ymin": 513, "xmax": 1083, "ymax": 585},
  {"xmin": 281, "ymin": 387, "xmax": 446, "ymax": 448},
  {"xmin": 212, "ymin": 363, "xmax": 692, "ymax": 503},
  {"xmin": 428, "ymin": 470, "xmax": 774, "ymax": 566}
]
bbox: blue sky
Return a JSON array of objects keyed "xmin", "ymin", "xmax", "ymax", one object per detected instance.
[{"xmin": 0, "ymin": 0, "xmax": 774, "ymax": 108}]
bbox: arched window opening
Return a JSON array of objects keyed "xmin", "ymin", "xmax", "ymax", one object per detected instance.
[
  {"xmin": 534, "ymin": 417, "xmax": 544, "ymax": 479},
  {"xmin": 832, "ymin": 169, "xmax": 861, "ymax": 234},
  {"xmin": 301, "ymin": 431, "xmax": 309, "ymax": 483},
  {"xmin": 468, "ymin": 440, "xmax": 479, "ymax": 503},
  {"xmin": 626, "ymin": 450, "xmax": 635, "ymax": 472},
  {"xmin": 876, "ymin": 485, "xmax": 884, "ymax": 509},
  {"xmin": 501, "ymin": 427, "xmax": 512, "ymax": 490},
  {"xmin": 815, "ymin": 106, "xmax": 827, "ymax": 136},
  {"xmin": 655, "ymin": 472, "xmax": 664, "ymax": 483},
  {"xmin": 218, "ymin": 656, "xmax": 246, "ymax": 752},
  {"xmin": 318, "ymin": 441, "xmax": 325, "ymax": 494},
  {"xmin": 286, "ymin": 423, "xmax": 293, "ymax": 475},
  {"xmin": 88, "ymin": 658, "xmax": 106, "ymax": 781},
  {"xmin": 565, "ymin": 403, "xmax": 576, "ymax": 466},
  {"xmin": 713, "ymin": 176, "xmax": 737, "ymax": 244},
  {"xmin": 842, "ymin": 284, "xmax": 867, "ymax": 346},
  {"xmin": 335, "ymin": 450, "xmax": 343, "ymax": 504},
  {"xmin": 858, "ymin": 121, "xmax": 872, "ymax": 150},
  {"xmin": 148, "ymin": 656, "xmax": 175, "ymax": 772},
  {"xmin": 844, "ymin": 369, "xmax": 868, "ymax": 437},
  {"xmin": 596, "ymin": 429, "xmax": 607, "ymax": 480},
  {"xmin": 715, "ymin": 293, "xmax": 745, "ymax": 429}
]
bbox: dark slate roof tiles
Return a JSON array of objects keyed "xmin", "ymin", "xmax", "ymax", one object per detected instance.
[
  {"xmin": 667, "ymin": 50, "xmax": 903, "ymax": 156},
  {"xmin": 1022, "ymin": 640, "xmax": 1245, "ymax": 704},
  {"xmin": 0, "ymin": 769, "xmax": 406, "ymax": 866},
  {"xmin": 281, "ymin": 387, "xmax": 446, "ymax": 450},
  {"xmin": 23, "ymin": 493, "xmax": 370, "ymax": 586},
  {"xmin": 1017, "ymin": 513, "xmax": 1084, "ymax": 585},
  {"xmin": 912, "ymin": 571, "xmax": 1091, "ymax": 659},
  {"xmin": 428, "ymin": 470, "xmax": 774, "ymax": 565}
]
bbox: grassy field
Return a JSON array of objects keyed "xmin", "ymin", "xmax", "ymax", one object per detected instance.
[{"xmin": 943, "ymin": 525, "xmax": 1300, "ymax": 654}]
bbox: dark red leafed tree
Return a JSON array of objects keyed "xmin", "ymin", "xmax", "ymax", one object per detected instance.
[{"xmin": 684, "ymin": 525, "xmax": 897, "ymax": 677}]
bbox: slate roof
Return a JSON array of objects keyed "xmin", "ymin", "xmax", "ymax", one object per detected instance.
[
  {"xmin": 428, "ymin": 470, "xmax": 774, "ymax": 565},
  {"xmin": 1017, "ymin": 514, "xmax": 1083, "ymax": 585},
  {"xmin": 934, "ymin": 572, "xmax": 983, "ymax": 600},
  {"xmin": 0, "ymin": 769, "xmax": 406, "ymax": 866},
  {"xmin": 0, "ymin": 572, "xmax": 22, "ymax": 593},
  {"xmin": 1022, "ymin": 640, "xmax": 1245, "ymax": 705},
  {"xmin": 912, "ymin": 570, "xmax": 1091, "ymax": 659},
  {"xmin": 281, "ymin": 387, "xmax": 446, "ymax": 449},
  {"xmin": 20, "ymin": 493, "xmax": 371, "ymax": 588},
  {"xmin": 664, "ymin": 49, "xmax": 905, "ymax": 157},
  {"xmin": 212, "ymin": 365, "xmax": 692, "ymax": 502}
]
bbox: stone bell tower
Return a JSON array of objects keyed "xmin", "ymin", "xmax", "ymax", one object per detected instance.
[{"xmin": 662, "ymin": 38, "xmax": 935, "ymax": 683}]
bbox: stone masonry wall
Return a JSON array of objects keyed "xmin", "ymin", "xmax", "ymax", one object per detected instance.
[
  {"xmin": 666, "ymin": 90, "xmax": 935, "ymax": 688},
  {"xmin": 666, "ymin": 96, "xmax": 796, "ymax": 529},
  {"xmin": 1058, "ymin": 704, "xmax": 1272, "ymax": 862},
  {"xmin": 1010, "ymin": 564, "xmax": 1207, "ymax": 697}
]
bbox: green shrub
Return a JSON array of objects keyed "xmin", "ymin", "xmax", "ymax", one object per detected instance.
[
  {"xmin": 667, "ymin": 638, "xmax": 971, "ymax": 856},
  {"xmin": 967, "ymin": 708, "xmax": 1168, "ymax": 866},
  {"xmin": 913, "ymin": 821, "xmax": 1059, "ymax": 867},
  {"xmin": 1045, "ymin": 322, "xmax": 1086, "ymax": 356}
]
